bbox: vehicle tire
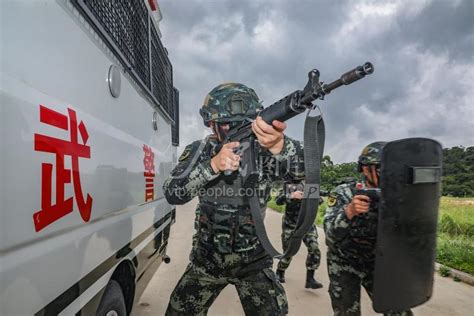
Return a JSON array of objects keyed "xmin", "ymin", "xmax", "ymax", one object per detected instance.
[{"xmin": 96, "ymin": 280, "xmax": 127, "ymax": 316}]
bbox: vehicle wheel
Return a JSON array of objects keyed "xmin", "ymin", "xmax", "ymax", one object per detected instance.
[{"xmin": 96, "ymin": 280, "xmax": 127, "ymax": 316}]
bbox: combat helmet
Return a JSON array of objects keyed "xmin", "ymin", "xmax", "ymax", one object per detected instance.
[
  {"xmin": 358, "ymin": 141, "xmax": 387, "ymax": 171},
  {"xmin": 199, "ymin": 83, "xmax": 263, "ymax": 127}
]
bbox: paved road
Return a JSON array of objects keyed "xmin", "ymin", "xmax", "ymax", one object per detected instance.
[{"xmin": 133, "ymin": 199, "xmax": 474, "ymax": 315}]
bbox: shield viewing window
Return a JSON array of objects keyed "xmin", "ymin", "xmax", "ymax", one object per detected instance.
[{"xmin": 409, "ymin": 167, "xmax": 441, "ymax": 184}]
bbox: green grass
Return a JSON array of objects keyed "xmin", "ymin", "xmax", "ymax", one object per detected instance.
[
  {"xmin": 267, "ymin": 196, "xmax": 285, "ymax": 213},
  {"xmin": 267, "ymin": 195, "xmax": 474, "ymax": 275},
  {"xmin": 439, "ymin": 197, "xmax": 474, "ymax": 237},
  {"xmin": 438, "ymin": 265, "xmax": 451, "ymax": 277},
  {"xmin": 437, "ymin": 197, "xmax": 474, "ymax": 275},
  {"xmin": 437, "ymin": 233, "xmax": 474, "ymax": 275}
]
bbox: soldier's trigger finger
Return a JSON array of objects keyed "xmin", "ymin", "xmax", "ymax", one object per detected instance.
[
  {"xmin": 232, "ymin": 145, "xmax": 244, "ymax": 156},
  {"xmin": 354, "ymin": 195, "xmax": 370, "ymax": 202},
  {"xmin": 356, "ymin": 207, "xmax": 369, "ymax": 214},
  {"xmin": 353, "ymin": 201, "xmax": 368, "ymax": 209},
  {"xmin": 224, "ymin": 141, "xmax": 240, "ymax": 149},
  {"xmin": 222, "ymin": 147, "xmax": 237, "ymax": 156}
]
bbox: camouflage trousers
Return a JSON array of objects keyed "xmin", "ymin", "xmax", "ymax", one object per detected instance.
[
  {"xmin": 327, "ymin": 251, "xmax": 413, "ymax": 316},
  {"xmin": 166, "ymin": 242, "xmax": 288, "ymax": 315},
  {"xmin": 277, "ymin": 223, "xmax": 321, "ymax": 271}
]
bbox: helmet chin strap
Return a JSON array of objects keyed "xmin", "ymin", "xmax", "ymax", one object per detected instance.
[{"xmin": 210, "ymin": 122, "xmax": 227, "ymax": 142}]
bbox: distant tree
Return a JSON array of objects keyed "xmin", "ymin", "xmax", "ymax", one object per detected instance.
[
  {"xmin": 320, "ymin": 146, "xmax": 474, "ymax": 197},
  {"xmin": 442, "ymin": 146, "xmax": 473, "ymax": 197},
  {"xmin": 321, "ymin": 156, "xmax": 359, "ymax": 191}
]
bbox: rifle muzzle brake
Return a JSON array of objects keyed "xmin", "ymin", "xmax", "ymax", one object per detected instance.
[
  {"xmin": 362, "ymin": 62, "xmax": 374, "ymax": 74},
  {"xmin": 341, "ymin": 62, "xmax": 374, "ymax": 85}
]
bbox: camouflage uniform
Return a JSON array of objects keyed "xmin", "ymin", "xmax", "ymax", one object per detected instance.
[
  {"xmin": 275, "ymin": 183, "xmax": 321, "ymax": 272},
  {"xmin": 324, "ymin": 142, "xmax": 413, "ymax": 316},
  {"xmin": 163, "ymin": 83, "xmax": 304, "ymax": 315}
]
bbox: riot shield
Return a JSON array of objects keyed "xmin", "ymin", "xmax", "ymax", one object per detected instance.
[{"xmin": 373, "ymin": 138, "xmax": 442, "ymax": 313}]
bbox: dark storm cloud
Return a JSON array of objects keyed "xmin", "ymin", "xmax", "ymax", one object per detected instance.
[
  {"xmin": 158, "ymin": 0, "xmax": 473, "ymax": 162},
  {"xmin": 397, "ymin": 0, "xmax": 474, "ymax": 62}
]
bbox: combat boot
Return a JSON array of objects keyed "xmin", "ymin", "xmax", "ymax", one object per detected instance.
[
  {"xmin": 276, "ymin": 269, "xmax": 286, "ymax": 283},
  {"xmin": 305, "ymin": 269, "xmax": 323, "ymax": 289}
]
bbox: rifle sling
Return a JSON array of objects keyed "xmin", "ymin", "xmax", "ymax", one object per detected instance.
[{"xmin": 249, "ymin": 115, "xmax": 325, "ymax": 259}]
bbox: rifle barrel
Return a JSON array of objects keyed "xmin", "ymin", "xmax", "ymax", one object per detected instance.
[
  {"xmin": 257, "ymin": 62, "xmax": 374, "ymax": 124},
  {"xmin": 324, "ymin": 62, "xmax": 374, "ymax": 95}
]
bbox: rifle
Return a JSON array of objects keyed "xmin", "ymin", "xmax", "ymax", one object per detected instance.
[
  {"xmin": 223, "ymin": 62, "xmax": 375, "ymax": 258},
  {"xmin": 224, "ymin": 62, "xmax": 374, "ymax": 184}
]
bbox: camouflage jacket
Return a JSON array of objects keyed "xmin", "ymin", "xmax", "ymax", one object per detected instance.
[
  {"xmin": 275, "ymin": 184, "xmax": 303, "ymax": 225},
  {"xmin": 323, "ymin": 182, "xmax": 378, "ymax": 260},
  {"xmin": 163, "ymin": 134, "xmax": 304, "ymax": 254}
]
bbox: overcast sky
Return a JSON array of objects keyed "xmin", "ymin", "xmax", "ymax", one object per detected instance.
[{"xmin": 158, "ymin": 0, "xmax": 473, "ymax": 163}]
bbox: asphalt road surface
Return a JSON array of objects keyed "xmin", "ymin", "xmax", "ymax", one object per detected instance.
[{"xmin": 133, "ymin": 199, "xmax": 474, "ymax": 315}]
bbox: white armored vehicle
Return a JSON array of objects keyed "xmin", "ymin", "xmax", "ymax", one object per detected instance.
[{"xmin": 0, "ymin": 1, "xmax": 179, "ymax": 315}]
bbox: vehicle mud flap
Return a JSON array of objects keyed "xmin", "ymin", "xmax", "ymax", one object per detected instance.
[{"xmin": 373, "ymin": 138, "xmax": 442, "ymax": 312}]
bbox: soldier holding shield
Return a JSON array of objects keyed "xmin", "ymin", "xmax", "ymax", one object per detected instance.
[{"xmin": 324, "ymin": 142, "xmax": 413, "ymax": 316}]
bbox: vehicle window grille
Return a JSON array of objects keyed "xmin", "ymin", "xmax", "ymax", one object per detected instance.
[
  {"xmin": 81, "ymin": 0, "xmax": 150, "ymax": 89},
  {"xmin": 172, "ymin": 88, "xmax": 180, "ymax": 146},
  {"xmin": 150, "ymin": 25, "xmax": 173, "ymax": 114},
  {"xmin": 72, "ymin": 0, "xmax": 179, "ymax": 123}
]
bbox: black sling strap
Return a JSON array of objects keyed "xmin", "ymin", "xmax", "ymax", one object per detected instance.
[{"xmin": 249, "ymin": 114, "xmax": 325, "ymax": 259}]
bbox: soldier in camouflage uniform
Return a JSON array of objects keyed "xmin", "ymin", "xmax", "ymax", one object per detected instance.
[
  {"xmin": 274, "ymin": 180, "xmax": 323, "ymax": 289},
  {"xmin": 324, "ymin": 142, "xmax": 413, "ymax": 316},
  {"xmin": 163, "ymin": 83, "xmax": 304, "ymax": 315}
]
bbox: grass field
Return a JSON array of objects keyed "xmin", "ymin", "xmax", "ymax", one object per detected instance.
[
  {"xmin": 267, "ymin": 195, "xmax": 474, "ymax": 275},
  {"xmin": 437, "ymin": 197, "xmax": 474, "ymax": 275}
]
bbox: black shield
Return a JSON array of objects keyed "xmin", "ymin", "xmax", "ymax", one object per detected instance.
[{"xmin": 373, "ymin": 138, "xmax": 442, "ymax": 313}]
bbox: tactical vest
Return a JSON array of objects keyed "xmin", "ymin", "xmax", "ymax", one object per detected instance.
[
  {"xmin": 198, "ymin": 172, "xmax": 265, "ymax": 254},
  {"xmin": 345, "ymin": 208, "xmax": 377, "ymax": 257},
  {"xmin": 335, "ymin": 184, "xmax": 378, "ymax": 258}
]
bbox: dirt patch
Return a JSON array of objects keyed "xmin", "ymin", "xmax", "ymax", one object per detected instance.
[{"xmin": 444, "ymin": 198, "xmax": 474, "ymax": 206}]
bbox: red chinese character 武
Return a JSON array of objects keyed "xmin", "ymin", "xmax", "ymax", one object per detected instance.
[
  {"xmin": 33, "ymin": 105, "xmax": 93, "ymax": 232},
  {"xmin": 143, "ymin": 145, "xmax": 155, "ymax": 202}
]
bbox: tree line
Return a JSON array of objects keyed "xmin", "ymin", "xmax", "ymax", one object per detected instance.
[
  {"xmin": 442, "ymin": 146, "xmax": 474, "ymax": 197},
  {"xmin": 318, "ymin": 146, "xmax": 474, "ymax": 197}
]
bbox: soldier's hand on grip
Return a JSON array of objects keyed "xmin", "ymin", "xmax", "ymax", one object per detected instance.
[
  {"xmin": 345, "ymin": 195, "xmax": 371, "ymax": 219},
  {"xmin": 290, "ymin": 190, "xmax": 304, "ymax": 200},
  {"xmin": 211, "ymin": 142, "xmax": 241, "ymax": 173},
  {"xmin": 252, "ymin": 116, "xmax": 287, "ymax": 155}
]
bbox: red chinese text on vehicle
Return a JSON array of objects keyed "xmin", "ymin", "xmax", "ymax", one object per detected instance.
[
  {"xmin": 33, "ymin": 105, "xmax": 93, "ymax": 232},
  {"xmin": 143, "ymin": 145, "xmax": 155, "ymax": 202}
]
